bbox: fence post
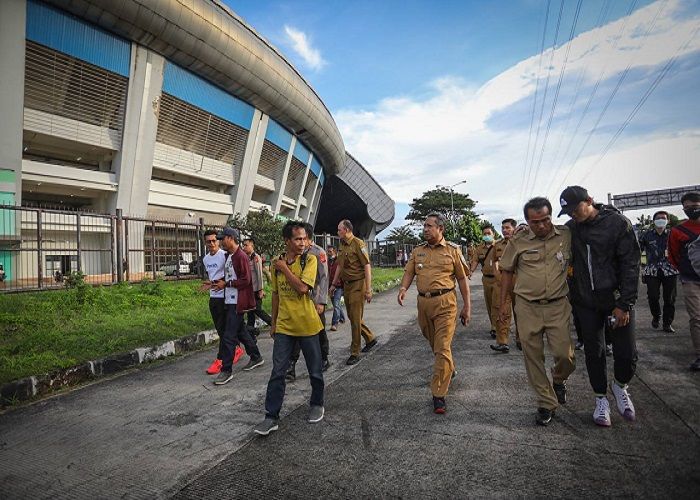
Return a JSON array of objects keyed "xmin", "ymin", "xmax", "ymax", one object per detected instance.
[
  {"xmin": 116, "ymin": 209, "xmax": 123, "ymax": 282},
  {"xmin": 110, "ymin": 215, "xmax": 116, "ymax": 283},
  {"xmin": 175, "ymin": 222, "xmax": 180, "ymax": 279},
  {"xmin": 76, "ymin": 212, "xmax": 82, "ymax": 274},
  {"xmin": 198, "ymin": 217, "xmax": 205, "ymax": 279},
  {"xmin": 37, "ymin": 209, "xmax": 43, "ymax": 289},
  {"xmin": 151, "ymin": 220, "xmax": 156, "ymax": 281}
]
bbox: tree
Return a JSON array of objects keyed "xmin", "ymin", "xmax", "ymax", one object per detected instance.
[
  {"xmin": 406, "ymin": 187, "xmax": 483, "ymax": 244},
  {"xmin": 387, "ymin": 224, "xmax": 420, "ymax": 245},
  {"xmin": 226, "ymin": 208, "xmax": 286, "ymax": 259}
]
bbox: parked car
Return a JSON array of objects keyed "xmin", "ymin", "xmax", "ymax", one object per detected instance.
[{"xmin": 159, "ymin": 260, "xmax": 190, "ymax": 276}]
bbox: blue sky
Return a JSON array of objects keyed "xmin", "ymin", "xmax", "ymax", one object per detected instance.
[{"xmin": 226, "ymin": 0, "xmax": 700, "ymax": 233}]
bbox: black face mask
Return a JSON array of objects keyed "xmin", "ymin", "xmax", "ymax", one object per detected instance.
[{"xmin": 684, "ymin": 207, "xmax": 700, "ymax": 220}]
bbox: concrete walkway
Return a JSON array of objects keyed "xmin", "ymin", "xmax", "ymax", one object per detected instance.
[{"xmin": 1, "ymin": 272, "xmax": 699, "ymax": 498}]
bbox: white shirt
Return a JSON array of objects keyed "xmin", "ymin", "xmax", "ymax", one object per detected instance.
[
  {"xmin": 224, "ymin": 253, "xmax": 239, "ymax": 305},
  {"xmin": 203, "ymin": 249, "xmax": 226, "ymax": 299}
]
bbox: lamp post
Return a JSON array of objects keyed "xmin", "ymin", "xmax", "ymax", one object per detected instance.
[{"xmin": 436, "ymin": 180, "xmax": 467, "ymax": 238}]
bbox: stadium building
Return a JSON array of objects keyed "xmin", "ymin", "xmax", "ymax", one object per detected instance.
[{"xmin": 0, "ymin": 0, "xmax": 393, "ymax": 251}]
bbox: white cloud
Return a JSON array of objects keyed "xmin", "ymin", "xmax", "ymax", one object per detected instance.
[
  {"xmin": 336, "ymin": 0, "xmax": 700, "ymax": 224},
  {"xmin": 283, "ymin": 25, "xmax": 326, "ymax": 71}
]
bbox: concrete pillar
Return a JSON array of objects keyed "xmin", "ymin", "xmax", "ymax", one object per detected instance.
[
  {"xmin": 293, "ymin": 156, "xmax": 313, "ymax": 219},
  {"xmin": 110, "ymin": 44, "xmax": 164, "ymax": 217},
  {"xmin": 301, "ymin": 174, "xmax": 320, "ymax": 222},
  {"xmin": 308, "ymin": 181, "xmax": 324, "ymax": 225},
  {"xmin": 270, "ymin": 136, "xmax": 296, "ymax": 215},
  {"xmin": 0, "ymin": 0, "xmax": 27, "ymax": 208},
  {"xmin": 233, "ymin": 111, "xmax": 268, "ymax": 215}
]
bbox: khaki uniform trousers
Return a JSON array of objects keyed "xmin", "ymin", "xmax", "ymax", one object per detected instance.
[
  {"xmin": 514, "ymin": 297, "xmax": 576, "ymax": 410},
  {"xmin": 482, "ymin": 276, "xmax": 499, "ymax": 332},
  {"xmin": 344, "ymin": 278, "xmax": 375, "ymax": 356},
  {"xmin": 417, "ymin": 291, "xmax": 458, "ymax": 397},
  {"xmin": 495, "ymin": 283, "xmax": 513, "ymax": 345},
  {"xmin": 510, "ymin": 290, "xmax": 520, "ymax": 342}
]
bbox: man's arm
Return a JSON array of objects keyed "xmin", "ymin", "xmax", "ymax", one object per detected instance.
[
  {"xmin": 397, "ymin": 268, "xmax": 415, "ymax": 306},
  {"xmin": 614, "ymin": 221, "xmax": 641, "ymax": 312},
  {"xmin": 498, "ymin": 271, "xmax": 514, "ymax": 325},
  {"xmin": 231, "ymin": 252, "xmax": 251, "ymax": 288},
  {"xmin": 274, "ymin": 260, "xmax": 311, "ymax": 295},
  {"xmin": 364, "ymin": 263, "xmax": 372, "ymax": 303},
  {"xmin": 457, "ymin": 275, "xmax": 471, "ymax": 326},
  {"xmin": 667, "ymin": 227, "xmax": 681, "ymax": 269}
]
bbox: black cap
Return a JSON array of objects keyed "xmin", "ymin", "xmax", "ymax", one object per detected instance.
[
  {"xmin": 558, "ymin": 186, "xmax": 589, "ymax": 217},
  {"xmin": 216, "ymin": 227, "xmax": 240, "ymax": 241}
]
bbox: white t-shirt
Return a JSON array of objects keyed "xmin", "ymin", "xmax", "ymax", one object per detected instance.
[
  {"xmin": 203, "ymin": 249, "xmax": 226, "ymax": 299},
  {"xmin": 224, "ymin": 253, "xmax": 239, "ymax": 305}
]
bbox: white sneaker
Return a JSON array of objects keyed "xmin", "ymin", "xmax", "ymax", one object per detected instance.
[
  {"xmin": 593, "ymin": 396, "xmax": 611, "ymax": 427},
  {"xmin": 611, "ymin": 382, "xmax": 636, "ymax": 421}
]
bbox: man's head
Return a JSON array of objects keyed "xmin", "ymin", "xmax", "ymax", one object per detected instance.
[
  {"xmin": 681, "ymin": 191, "xmax": 700, "ymax": 221},
  {"xmin": 652, "ymin": 211, "xmax": 669, "ymax": 231},
  {"xmin": 501, "ymin": 218, "xmax": 517, "ymax": 240},
  {"xmin": 283, "ymin": 221, "xmax": 307, "ymax": 256},
  {"xmin": 482, "ymin": 225, "xmax": 495, "ymax": 244},
  {"xmin": 204, "ymin": 229, "xmax": 219, "ymax": 254},
  {"xmin": 524, "ymin": 197, "xmax": 554, "ymax": 238},
  {"xmin": 338, "ymin": 219, "xmax": 353, "ymax": 240},
  {"xmin": 558, "ymin": 185, "xmax": 596, "ymax": 223},
  {"xmin": 423, "ymin": 212, "xmax": 446, "ymax": 244},
  {"xmin": 304, "ymin": 223, "xmax": 314, "ymax": 248},
  {"xmin": 242, "ymin": 237, "xmax": 255, "ymax": 256},
  {"xmin": 216, "ymin": 227, "xmax": 241, "ymax": 252},
  {"xmin": 327, "ymin": 246, "xmax": 336, "ymax": 258}
]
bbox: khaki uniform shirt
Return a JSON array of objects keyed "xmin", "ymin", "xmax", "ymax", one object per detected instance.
[
  {"xmin": 405, "ymin": 239, "xmax": 467, "ymax": 293},
  {"xmin": 499, "ymin": 225, "xmax": 571, "ymax": 301},
  {"xmin": 470, "ymin": 242, "xmax": 498, "ymax": 276},
  {"xmin": 338, "ymin": 235, "xmax": 370, "ymax": 282}
]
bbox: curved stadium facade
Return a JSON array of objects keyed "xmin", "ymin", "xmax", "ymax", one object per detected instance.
[{"xmin": 0, "ymin": 0, "xmax": 393, "ymax": 264}]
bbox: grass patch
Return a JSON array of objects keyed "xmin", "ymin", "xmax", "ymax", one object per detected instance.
[{"xmin": 0, "ymin": 268, "xmax": 405, "ymax": 384}]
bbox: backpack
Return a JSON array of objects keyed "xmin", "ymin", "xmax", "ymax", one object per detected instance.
[{"xmin": 677, "ymin": 225, "xmax": 700, "ymax": 278}]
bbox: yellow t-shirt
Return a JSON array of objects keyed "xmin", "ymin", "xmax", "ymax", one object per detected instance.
[{"xmin": 271, "ymin": 254, "xmax": 323, "ymax": 336}]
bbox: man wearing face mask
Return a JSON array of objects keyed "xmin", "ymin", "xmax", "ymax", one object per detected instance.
[
  {"xmin": 559, "ymin": 186, "xmax": 641, "ymax": 428},
  {"xmin": 470, "ymin": 226, "xmax": 499, "ymax": 339},
  {"xmin": 639, "ymin": 211, "xmax": 678, "ymax": 333},
  {"xmin": 668, "ymin": 192, "xmax": 700, "ymax": 371}
]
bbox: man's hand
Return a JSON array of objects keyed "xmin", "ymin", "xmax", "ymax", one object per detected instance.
[
  {"xmin": 612, "ymin": 307, "xmax": 630, "ymax": 329},
  {"xmin": 329, "ymin": 285, "xmax": 336, "ymax": 295},
  {"xmin": 270, "ymin": 323, "xmax": 276, "ymax": 338},
  {"xmin": 397, "ymin": 287, "xmax": 407, "ymax": 306},
  {"xmin": 365, "ymin": 290, "xmax": 372, "ymax": 303},
  {"xmin": 273, "ymin": 259, "xmax": 287, "ymax": 273},
  {"xmin": 315, "ymin": 303, "xmax": 325, "ymax": 315},
  {"xmin": 213, "ymin": 279, "xmax": 225, "ymax": 291},
  {"xmin": 460, "ymin": 306, "xmax": 471, "ymax": 326},
  {"xmin": 199, "ymin": 281, "xmax": 211, "ymax": 293},
  {"xmin": 257, "ymin": 289, "xmax": 265, "ymax": 299}
]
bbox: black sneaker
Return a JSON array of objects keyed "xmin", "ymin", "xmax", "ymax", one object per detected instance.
[
  {"xmin": 254, "ymin": 417, "xmax": 279, "ymax": 436},
  {"xmin": 286, "ymin": 362, "xmax": 296, "ymax": 381},
  {"xmin": 489, "ymin": 330, "xmax": 496, "ymax": 339},
  {"xmin": 605, "ymin": 344, "xmax": 613, "ymax": 356},
  {"xmin": 516, "ymin": 341, "xmax": 522, "ymax": 351},
  {"xmin": 361, "ymin": 339, "xmax": 377, "ymax": 353},
  {"xmin": 490, "ymin": 343, "xmax": 509, "ymax": 353},
  {"xmin": 451, "ymin": 369, "xmax": 457, "ymax": 380},
  {"xmin": 346, "ymin": 355, "xmax": 360, "ymax": 365},
  {"xmin": 243, "ymin": 357, "xmax": 265, "ymax": 371},
  {"xmin": 213, "ymin": 371, "xmax": 234, "ymax": 385},
  {"xmin": 433, "ymin": 396, "xmax": 446, "ymax": 414},
  {"xmin": 536, "ymin": 407, "xmax": 554, "ymax": 426},
  {"xmin": 690, "ymin": 358, "xmax": 700, "ymax": 372},
  {"xmin": 652, "ymin": 318, "xmax": 660, "ymax": 329},
  {"xmin": 663, "ymin": 324, "xmax": 675, "ymax": 333},
  {"xmin": 322, "ymin": 359, "xmax": 331, "ymax": 372},
  {"xmin": 575, "ymin": 341, "xmax": 584, "ymax": 351},
  {"xmin": 553, "ymin": 382, "xmax": 567, "ymax": 404}
]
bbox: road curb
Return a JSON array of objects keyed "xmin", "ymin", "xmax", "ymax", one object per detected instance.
[{"xmin": 0, "ymin": 330, "xmax": 220, "ymax": 407}]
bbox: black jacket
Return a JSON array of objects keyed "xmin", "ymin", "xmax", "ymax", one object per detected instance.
[{"xmin": 566, "ymin": 204, "xmax": 641, "ymax": 311}]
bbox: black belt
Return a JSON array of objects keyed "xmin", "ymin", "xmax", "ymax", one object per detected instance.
[
  {"xmin": 418, "ymin": 288, "xmax": 454, "ymax": 298},
  {"xmin": 483, "ymin": 274, "xmax": 495, "ymax": 278},
  {"xmin": 523, "ymin": 296, "xmax": 566, "ymax": 305}
]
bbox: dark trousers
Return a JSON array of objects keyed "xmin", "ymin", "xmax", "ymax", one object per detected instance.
[
  {"xmin": 265, "ymin": 333, "xmax": 324, "ymax": 419},
  {"xmin": 574, "ymin": 304, "xmax": 638, "ymax": 394},
  {"xmin": 246, "ymin": 295, "xmax": 273, "ymax": 331},
  {"xmin": 291, "ymin": 310, "xmax": 328, "ymax": 362},
  {"xmin": 221, "ymin": 304, "xmax": 261, "ymax": 372},
  {"xmin": 208, "ymin": 297, "xmax": 226, "ymax": 359},
  {"xmin": 646, "ymin": 272, "xmax": 677, "ymax": 326}
]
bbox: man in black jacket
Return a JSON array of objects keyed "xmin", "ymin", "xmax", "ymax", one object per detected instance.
[{"xmin": 559, "ymin": 186, "xmax": 641, "ymax": 428}]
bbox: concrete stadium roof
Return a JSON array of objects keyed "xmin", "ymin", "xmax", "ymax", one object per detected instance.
[{"xmin": 45, "ymin": 0, "xmax": 345, "ymax": 175}]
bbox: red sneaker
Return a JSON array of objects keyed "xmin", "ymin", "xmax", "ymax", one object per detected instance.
[
  {"xmin": 206, "ymin": 359, "xmax": 222, "ymax": 375},
  {"xmin": 233, "ymin": 345, "xmax": 244, "ymax": 365}
]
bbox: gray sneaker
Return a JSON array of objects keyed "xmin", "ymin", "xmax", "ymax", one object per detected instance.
[
  {"xmin": 213, "ymin": 371, "xmax": 233, "ymax": 385},
  {"xmin": 308, "ymin": 405, "xmax": 325, "ymax": 423},
  {"xmin": 243, "ymin": 357, "xmax": 264, "ymax": 371},
  {"xmin": 254, "ymin": 417, "xmax": 279, "ymax": 436}
]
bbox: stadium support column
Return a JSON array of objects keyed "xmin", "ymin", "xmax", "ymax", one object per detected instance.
[
  {"xmin": 0, "ymin": 0, "xmax": 26, "ymax": 208},
  {"xmin": 301, "ymin": 174, "xmax": 320, "ymax": 222},
  {"xmin": 293, "ymin": 156, "xmax": 313, "ymax": 219},
  {"xmin": 233, "ymin": 111, "xmax": 268, "ymax": 216},
  {"xmin": 270, "ymin": 136, "xmax": 296, "ymax": 216},
  {"xmin": 111, "ymin": 44, "xmax": 164, "ymax": 217}
]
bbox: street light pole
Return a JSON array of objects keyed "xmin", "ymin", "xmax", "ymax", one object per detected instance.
[{"xmin": 436, "ymin": 180, "xmax": 467, "ymax": 239}]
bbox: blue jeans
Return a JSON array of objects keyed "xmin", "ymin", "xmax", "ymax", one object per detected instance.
[
  {"xmin": 221, "ymin": 304, "xmax": 261, "ymax": 372},
  {"xmin": 331, "ymin": 287, "xmax": 346, "ymax": 326},
  {"xmin": 265, "ymin": 332, "xmax": 324, "ymax": 419}
]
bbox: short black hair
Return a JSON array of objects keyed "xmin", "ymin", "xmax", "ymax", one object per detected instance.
[
  {"xmin": 523, "ymin": 197, "xmax": 552, "ymax": 220},
  {"xmin": 304, "ymin": 222, "xmax": 314, "ymax": 238},
  {"xmin": 482, "ymin": 225, "xmax": 494, "ymax": 233},
  {"xmin": 501, "ymin": 218, "xmax": 517, "ymax": 227},
  {"xmin": 681, "ymin": 192, "xmax": 700, "ymax": 204},
  {"xmin": 652, "ymin": 211, "xmax": 668, "ymax": 220},
  {"xmin": 282, "ymin": 220, "xmax": 306, "ymax": 240},
  {"xmin": 340, "ymin": 219, "xmax": 353, "ymax": 231},
  {"xmin": 204, "ymin": 229, "xmax": 217, "ymax": 238},
  {"xmin": 426, "ymin": 212, "xmax": 446, "ymax": 229},
  {"xmin": 243, "ymin": 236, "xmax": 255, "ymax": 245}
]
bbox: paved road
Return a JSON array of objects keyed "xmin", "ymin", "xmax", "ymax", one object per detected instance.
[{"xmin": 2, "ymin": 272, "xmax": 700, "ymax": 498}]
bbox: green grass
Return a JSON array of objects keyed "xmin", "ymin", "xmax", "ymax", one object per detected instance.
[{"xmin": 0, "ymin": 267, "xmax": 405, "ymax": 384}]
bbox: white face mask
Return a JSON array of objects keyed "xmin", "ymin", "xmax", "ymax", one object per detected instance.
[{"xmin": 654, "ymin": 219, "xmax": 668, "ymax": 229}]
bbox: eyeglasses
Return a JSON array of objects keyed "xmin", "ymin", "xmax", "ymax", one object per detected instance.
[{"xmin": 528, "ymin": 216, "xmax": 551, "ymax": 226}]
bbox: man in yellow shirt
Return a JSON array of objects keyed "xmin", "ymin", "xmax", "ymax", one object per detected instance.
[{"xmin": 254, "ymin": 221, "xmax": 325, "ymax": 436}]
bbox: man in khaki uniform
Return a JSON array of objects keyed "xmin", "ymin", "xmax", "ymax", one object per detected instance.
[
  {"xmin": 330, "ymin": 219, "xmax": 377, "ymax": 365},
  {"xmin": 490, "ymin": 218, "xmax": 519, "ymax": 353},
  {"xmin": 499, "ymin": 197, "xmax": 576, "ymax": 426},
  {"xmin": 470, "ymin": 226, "xmax": 499, "ymax": 338},
  {"xmin": 398, "ymin": 213, "xmax": 471, "ymax": 414}
]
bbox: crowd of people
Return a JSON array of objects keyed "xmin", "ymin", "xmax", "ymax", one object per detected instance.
[{"xmin": 198, "ymin": 186, "xmax": 700, "ymax": 434}]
